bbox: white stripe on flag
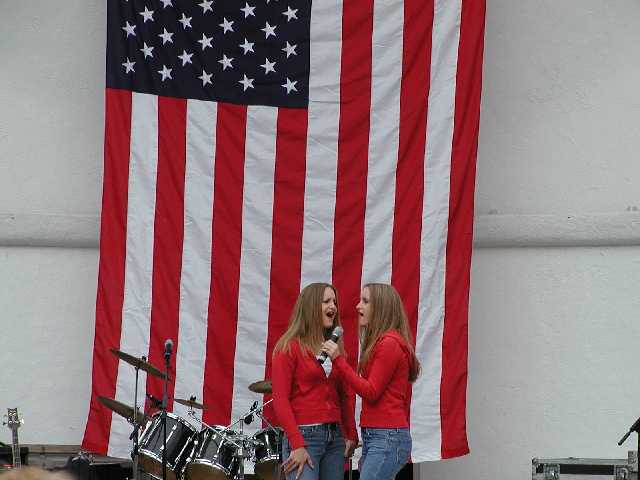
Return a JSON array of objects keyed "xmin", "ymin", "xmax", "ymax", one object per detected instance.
[
  {"xmin": 361, "ymin": 0, "xmax": 404, "ymax": 285},
  {"xmin": 300, "ymin": 0, "xmax": 343, "ymax": 287},
  {"xmin": 230, "ymin": 106, "xmax": 278, "ymax": 446},
  {"xmin": 413, "ymin": 0, "xmax": 462, "ymax": 461},
  {"xmin": 355, "ymin": 0, "xmax": 406, "ymax": 456},
  {"xmin": 173, "ymin": 100, "xmax": 218, "ymax": 424},
  {"xmin": 109, "ymin": 92, "xmax": 159, "ymax": 458}
]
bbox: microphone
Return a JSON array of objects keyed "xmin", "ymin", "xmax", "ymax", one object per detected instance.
[
  {"xmin": 146, "ymin": 393, "xmax": 162, "ymax": 408},
  {"xmin": 164, "ymin": 339, "xmax": 174, "ymax": 361},
  {"xmin": 317, "ymin": 326, "xmax": 343, "ymax": 365}
]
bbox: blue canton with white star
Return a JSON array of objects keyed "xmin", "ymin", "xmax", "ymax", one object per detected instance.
[{"xmin": 107, "ymin": 0, "xmax": 311, "ymax": 108}]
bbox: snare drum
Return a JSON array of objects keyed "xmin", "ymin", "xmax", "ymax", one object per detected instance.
[
  {"xmin": 138, "ymin": 412, "xmax": 197, "ymax": 480},
  {"xmin": 183, "ymin": 426, "xmax": 239, "ymax": 480},
  {"xmin": 253, "ymin": 427, "xmax": 282, "ymax": 480}
]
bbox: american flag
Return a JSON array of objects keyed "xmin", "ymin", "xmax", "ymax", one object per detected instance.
[{"xmin": 82, "ymin": 0, "xmax": 485, "ymax": 462}]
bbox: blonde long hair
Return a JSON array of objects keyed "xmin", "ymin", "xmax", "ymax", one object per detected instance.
[
  {"xmin": 358, "ymin": 283, "xmax": 421, "ymax": 382},
  {"xmin": 274, "ymin": 283, "xmax": 345, "ymax": 356}
]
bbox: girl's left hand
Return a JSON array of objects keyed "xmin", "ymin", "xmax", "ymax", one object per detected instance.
[
  {"xmin": 321, "ymin": 340, "xmax": 340, "ymax": 360},
  {"xmin": 344, "ymin": 439, "xmax": 358, "ymax": 458}
]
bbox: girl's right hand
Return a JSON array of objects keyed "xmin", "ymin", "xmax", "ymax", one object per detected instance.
[{"xmin": 282, "ymin": 446, "xmax": 314, "ymax": 479}]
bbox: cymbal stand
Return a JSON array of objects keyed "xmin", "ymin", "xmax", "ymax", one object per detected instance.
[
  {"xmin": 618, "ymin": 416, "xmax": 640, "ymax": 479},
  {"xmin": 129, "ymin": 357, "xmax": 145, "ymax": 480}
]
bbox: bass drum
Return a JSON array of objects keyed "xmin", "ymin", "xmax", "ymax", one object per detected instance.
[
  {"xmin": 138, "ymin": 412, "xmax": 197, "ymax": 480},
  {"xmin": 253, "ymin": 427, "xmax": 282, "ymax": 480},
  {"xmin": 183, "ymin": 426, "xmax": 239, "ymax": 480}
]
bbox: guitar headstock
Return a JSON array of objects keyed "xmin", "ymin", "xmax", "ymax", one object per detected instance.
[{"xmin": 3, "ymin": 408, "xmax": 23, "ymax": 431}]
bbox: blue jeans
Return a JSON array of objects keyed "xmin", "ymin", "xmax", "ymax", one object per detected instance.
[
  {"xmin": 359, "ymin": 428, "xmax": 411, "ymax": 480},
  {"xmin": 281, "ymin": 423, "xmax": 345, "ymax": 480}
]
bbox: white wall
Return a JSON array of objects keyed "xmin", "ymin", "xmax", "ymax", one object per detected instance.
[{"xmin": 1, "ymin": 1, "xmax": 640, "ymax": 479}]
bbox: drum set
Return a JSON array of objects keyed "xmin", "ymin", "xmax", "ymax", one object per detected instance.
[{"xmin": 98, "ymin": 348, "xmax": 282, "ymax": 480}]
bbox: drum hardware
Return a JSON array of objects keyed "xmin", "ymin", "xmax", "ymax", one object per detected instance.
[
  {"xmin": 618, "ymin": 415, "xmax": 640, "ymax": 475},
  {"xmin": 174, "ymin": 397, "xmax": 208, "ymax": 411},
  {"xmin": 103, "ymin": 353, "xmax": 285, "ymax": 480},
  {"xmin": 184, "ymin": 398, "xmax": 279, "ymax": 480},
  {"xmin": 109, "ymin": 348, "xmax": 167, "ymax": 379},
  {"xmin": 97, "ymin": 396, "xmax": 149, "ymax": 425},
  {"xmin": 108, "ymin": 347, "xmax": 166, "ymax": 480},
  {"xmin": 233, "ymin": 398, "xmax": 280, "ymax": 480},
  {"xmin": 138, "ymin": 412, "xmax": 197, "ymax": 480}
]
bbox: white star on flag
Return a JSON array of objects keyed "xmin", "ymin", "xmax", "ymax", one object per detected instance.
[
  {"xmin": 240, "ymin": 3, "xmax": 256, "ymax": 18},
  {"xmin": 220, "ymin": 18, "xmax": 234, "ymax": 34},
  {"xmin": 122, "ymin": 58, "xmax": 135, "ymax": 73},
  {"xmin": 239, "ymin": 38, "xmax": 255, "ymax": 55},
  {"xmin": 198, "ymin": 33, "xmax": 214, "ymax": 50},
  {"xmin": 159, "ymin": 28, "xmax": 174, "ymax": 45},
  {"xmin": 159, "ymin": 0, "xmax": 172, "ymax": 8},
  {"xmin": 219, "ymin": 54, "xmax": 234, "ymax": 70},
  {"xmin": 158, "ymin": 65, "xmax": 172, "ymax": 81},
  {"xmin": 179, "ymin": 14, "xmax": 193, "ymax": 29},
  {"xmin": 282, "ymin": 42, "xmax": 297, "ymax": 58},
  {"xmin": 261, "ymin": 22, "xmax": 277, "ymax": 39},
  {"xmin": 282, "ymin": 77, "xmax": 297, "ymax": 94},
  {"xmin": 122, "ymin": 21, "xmax": 136, "ymax": 37},
  {"xmin": 239, "ymin": 74, "xmax": 255, "ymax": 91},
  {"xmin": 198, "ymin": 70, "xmax": 213, "ymax": 86},
  {"xmin": 198, "ymin": 0, "xmax": 213, "ymax": 13},
  {"xmin": 139, "ymin": 6, "xmax": 154, "ymax": 23},
  {"xmin": 282, "ymin": 6, "xmax": 298, "ymax": 22},
  {"xmin": 140, "ymin": 42, "xmax": 154, "ymax": 58},
  {"xmin": 178, "ymin": 50, "xmax": 194, "ymax": 66},
  {"xmin": 260, "ymin": 58, "xmax": 276, "ymax": 74}
]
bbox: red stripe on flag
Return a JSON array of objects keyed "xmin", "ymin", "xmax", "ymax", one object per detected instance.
[
  {"xmin": 145, "ymin": 97, "xmax": 187, "ymax": 413},
  {"xmin": 262, "ymin": 108, "xmax": 309, "ymax": 422},
  {"xmin": 391, "ymin": 0, "xmax": 434, "ymax": 444},
  {"xmin": 392, "ymin": 0, "xmax": 434, "ymax": 347},
  {"xmin": 440, "ymin": 0, "xmax": 485, "ymax": 458},
  {"xmin": 202, "ymin": 103, "xmax": 247, "ymax": 426},
  {"xmin": 82, "ymin": 88, "xmax": 132, "ymax": 454},
  {"xmin": 333, "ymin": 0, "xmax": 374, "ymax": 362}
]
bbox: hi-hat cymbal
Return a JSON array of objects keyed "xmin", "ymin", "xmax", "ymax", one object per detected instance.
[
  {"xmin": 174, "ymin": 397, "xmax": 208, "ymax": 410},
  {"xmin": 98, "ymin": 396, "xmax": 149, "ymax": 424},
  {"xmin": 110, "ymin": 348, "xmax": 166, "ymax": 379},
  {"xmin": 248, "ymin": 380, "xmax": 272, "ymax": 394}
]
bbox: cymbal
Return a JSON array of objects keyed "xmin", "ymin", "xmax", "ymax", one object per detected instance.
[
  {"xmin": 98, "ymin": 396, "xmax": 149, "ymax": 424},
  {"xmin": 174, "ymin": 397, "xmax": 207, "ymax": 410},
  {"xmin": 110, "ymin": 348, "xmax": 166, "ymax": 379},
  {"xmin": 248, "ymin": 380, "xmax": 272, "ymax": 394}
]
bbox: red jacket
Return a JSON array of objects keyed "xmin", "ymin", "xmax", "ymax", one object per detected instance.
[
  {"xmin": 333, "ymin": 331, "xmax": 412, "ymax": 428},
  {"xmin": 272, "ymin": 339, "xmax": 358, "ymax": 449}
]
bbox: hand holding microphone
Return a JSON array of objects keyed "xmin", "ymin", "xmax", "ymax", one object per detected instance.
[{"xmin": 318, "ymin": 326, "xmax": 343, "ymax": 364}]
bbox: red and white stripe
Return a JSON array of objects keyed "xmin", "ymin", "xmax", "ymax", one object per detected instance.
[{"xmin": 84, "ymin": 0, "xmax": 484, "ymax": 462}]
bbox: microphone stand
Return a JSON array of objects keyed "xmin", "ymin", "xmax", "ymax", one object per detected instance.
[
  {"xmin": 618, "ymin": 416, "xmax": 640, "ymax": 477},
  {"xmin": 162, "ymin": 349, "xmax": 171, "ymax": 480}
]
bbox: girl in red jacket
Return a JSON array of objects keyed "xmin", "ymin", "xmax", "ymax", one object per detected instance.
[
  {"xmin": 272, "ymin": 283, "xmax": 358, "ymax": 480},
  {"xmin": 321, "ymin": 283, "xmax": 421, "ymax": 480}
]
